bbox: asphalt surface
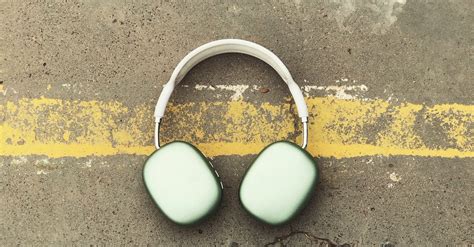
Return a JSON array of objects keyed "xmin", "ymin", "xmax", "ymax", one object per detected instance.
[{"xmin": 0, "ymin": 0, "xmax": 473, "ymax": 246}]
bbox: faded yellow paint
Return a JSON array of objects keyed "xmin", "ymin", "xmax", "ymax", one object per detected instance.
[
  {"xmin": 377, "ymin": 103, "xmax": 424, "ymax": 149},
  {"xmin": 0, "ymin": 97, "xmax": 473, "ymax": 158},
  {"xmin": 63, "ymin": 131, "xmax": 71, "ymax": 142},
  {"xmin": 425, "ymin": 104, "xmax": 474, "ymax": 150}
]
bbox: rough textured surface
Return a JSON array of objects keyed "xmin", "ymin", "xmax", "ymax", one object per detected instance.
[{"xmin": 0, "ymin": 0, "xmax": 473, "ymax": 246}]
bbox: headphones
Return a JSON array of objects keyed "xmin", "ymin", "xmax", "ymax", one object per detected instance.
[{"xmin": 143, "ymin": 39, "xmax": 319, "ymax": 225}]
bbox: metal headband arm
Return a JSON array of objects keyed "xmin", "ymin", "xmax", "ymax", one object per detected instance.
[{"xmin": 154, "ymin": 39, "xmax": 309, "ymax": 149}]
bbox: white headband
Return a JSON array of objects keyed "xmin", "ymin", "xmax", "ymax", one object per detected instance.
[{"xmin": 153, "ymin": 39, "xmax": 309, "ymax": 149}]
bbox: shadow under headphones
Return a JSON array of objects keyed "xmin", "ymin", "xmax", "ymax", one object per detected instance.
[{"xmin": 143, "ymin": 39, "xmax": 319, "ymax": 226}]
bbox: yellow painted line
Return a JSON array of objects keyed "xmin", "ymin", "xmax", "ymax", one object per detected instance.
[{"xmin": 0, "ymin": 97, "xmax": 473, "ymax": 158}]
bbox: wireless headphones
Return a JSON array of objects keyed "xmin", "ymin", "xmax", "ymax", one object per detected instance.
[{"xmin": 143, "ymin": 39, "xmax": 319, "ymax": 225}]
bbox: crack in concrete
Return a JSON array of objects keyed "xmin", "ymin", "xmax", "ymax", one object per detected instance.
[{"xmin": 264, "ymin": 231, "xmax": 353, "ymax": 247}]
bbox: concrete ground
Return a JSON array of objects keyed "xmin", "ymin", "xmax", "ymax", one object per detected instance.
[{"xmin": 0, "ymin": 0, "xmax": 473, "ymax": 246}]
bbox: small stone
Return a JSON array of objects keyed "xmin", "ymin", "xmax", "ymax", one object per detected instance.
[
  {"xmin": 259, "ymin": 87, "xmax": 270, "ymax": 93},
  {"xmin": 229, "ymin": 242, "xmax": 239, "ymax": 247},
  {"xmin": 381, "ymin": 241, "xmax": 395, "ymax": 247}
]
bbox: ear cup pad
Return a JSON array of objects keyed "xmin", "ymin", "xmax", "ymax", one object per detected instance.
[
  {"xmin": 239, "ymin": 141, "xmax": 319, "ymax": 225},
  {"xmin": 143, "ymin": 141, "xmax": 223, "ymax": 225}
]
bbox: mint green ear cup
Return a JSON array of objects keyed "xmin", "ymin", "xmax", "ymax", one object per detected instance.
[
  {"xmin": 239, "ymin": 141, "xmax": 318, "ymax": 225},
  {"xmin": 143, "ymin": 141, "xmax": 223, "ymax": 225}
]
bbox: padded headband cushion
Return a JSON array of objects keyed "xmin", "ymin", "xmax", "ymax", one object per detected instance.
[{"xmin": 154, "ymin": 39, "xmax": 308, "ymax": 120}]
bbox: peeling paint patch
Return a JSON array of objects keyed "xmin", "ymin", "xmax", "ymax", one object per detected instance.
[
  {"xmin": 11, "ymin": 157, "xmax": 28, "ymax": 165},
  {"xmin": 191, "ymin": 82, "xmax": 368, "ymax": 100},
  {"xmin": 302, "ymin": 84, "xmax": 368, "ymax": 99},
  {"xmin": 193, "ymin": 84, "xmax": 249, "ymax": 101},
  {"xmin": 330, "ymin": 0, "xmax": 406, "ymax": 34},
  {"xmin": 36, "ymin": 170, "xmax": 48, "ymax": 175}
]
